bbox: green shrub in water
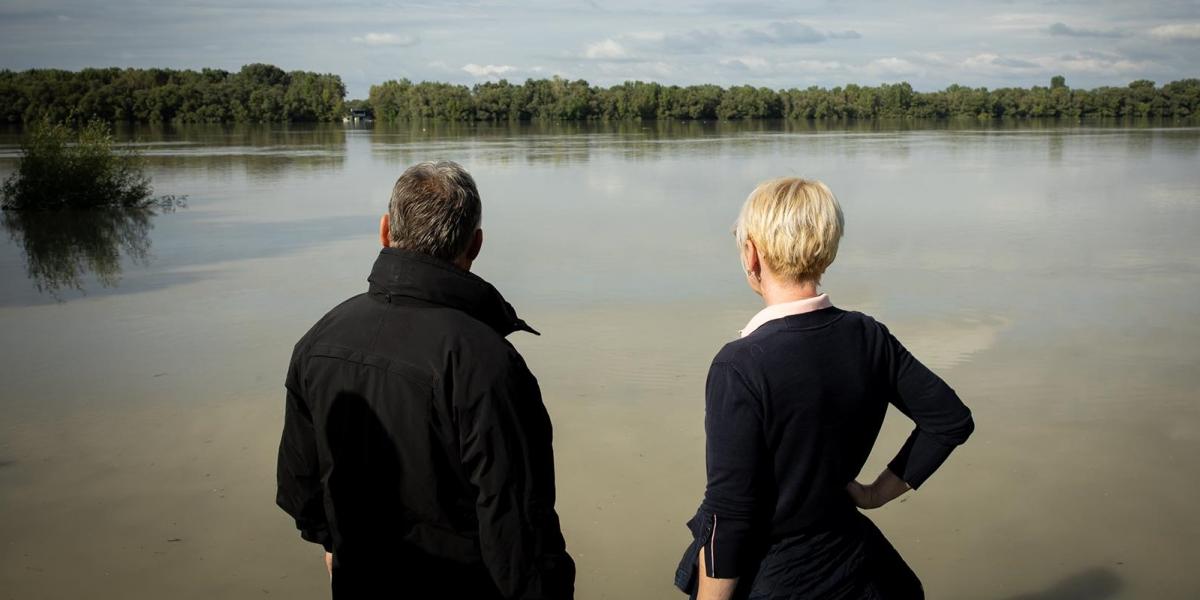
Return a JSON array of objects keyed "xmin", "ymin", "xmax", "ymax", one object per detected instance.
[{"xmin": 1, "ymin": 120, "xmax": 152, "ymax": 210}]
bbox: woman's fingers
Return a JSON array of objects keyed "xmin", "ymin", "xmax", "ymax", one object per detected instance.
[
  {"xmin": 846, "ymin": 481, "xmax": 881, "ymax": 509},
  {"xmin": 846, "ymin": 481, "xmax": 867, "ymax": 507}
]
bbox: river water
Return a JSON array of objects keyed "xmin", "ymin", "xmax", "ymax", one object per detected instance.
[{"xmin": 1, "ymin": 120, "xmax": 1198, "ymax": 599}]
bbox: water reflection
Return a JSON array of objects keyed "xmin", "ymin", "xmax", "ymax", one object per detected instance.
[
  {"xmin": 2, "ymin": 207, "xmax": 155, "ymax": 296},
  {"xmin": 134, "ymin": 124, "xmax": 348, "ymax": 178},
  {"xmin": 0, "ymin": 124, "xmax": 350, "ymax": 182},
  {"xmin": 111, "ymin": 122, "xmax": 349, "ymax": 147},
  {"xmin": 142, "ymin": 149, "xmax": 347, "ymax": 180},
  {"xmin": 367, "ymin": 118, "xmax": 1096, "ymax": 166}
]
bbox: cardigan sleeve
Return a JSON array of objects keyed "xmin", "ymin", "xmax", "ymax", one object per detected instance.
[
  {"xmin": 699, "ymin": 360, "xmax": 766, "ymax": 578},
  {"xmin": 881, "ymin": 326, "xmax": 975, "ymax": 489}
]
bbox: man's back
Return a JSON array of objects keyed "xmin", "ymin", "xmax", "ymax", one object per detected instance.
[{"xmin": 277, "ymin": 248, "xmax": 574, "ymax": 599}]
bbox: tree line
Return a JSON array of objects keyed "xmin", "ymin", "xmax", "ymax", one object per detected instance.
[
  {"xmin": 3, "ymin": 65, "xmax": 1198, "ymax": 123},
  {"xmin": 368, "ymin": 76, "xmax": 1200, "ymax": 121},
  {"xmin": 0, "ymin": 64, "xmax": 346, "ymax": 124}
]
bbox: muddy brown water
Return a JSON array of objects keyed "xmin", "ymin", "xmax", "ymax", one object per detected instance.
[{"xmin": 1, "ymin": 121, "xmax": 1198, "ymax": 598}]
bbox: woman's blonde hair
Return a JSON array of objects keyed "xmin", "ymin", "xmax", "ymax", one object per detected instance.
[{"xmin": 735, "ymin": 177, "xmax": 845, "ymax": 283}]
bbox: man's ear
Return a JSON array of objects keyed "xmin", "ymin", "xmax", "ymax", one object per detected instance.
[
  {"xmin": 379, "ymin": 214, "xmax": 390, "ymax": 248},
  {"xmin": 465, "ymin": 228, "xmax": 483, "ymax": 262}
]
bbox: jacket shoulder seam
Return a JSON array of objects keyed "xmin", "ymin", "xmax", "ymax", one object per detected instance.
[{"xmin": 306, "ymin": 342, "xmax": 441, "ymax": 389}]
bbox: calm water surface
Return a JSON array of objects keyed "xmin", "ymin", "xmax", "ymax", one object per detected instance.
[{"xmin": 1, "ymin": 121, "xmax": 1198, "ymax": 599}]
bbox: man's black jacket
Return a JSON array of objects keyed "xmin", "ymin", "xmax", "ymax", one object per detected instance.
[{"xmin": 276, "ymin": 248, "xmax": 575, "ymax": 599}]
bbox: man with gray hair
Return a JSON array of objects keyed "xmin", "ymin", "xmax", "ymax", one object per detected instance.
[{"xmin": 276, "ymin": 161, "xmax": 575, "ymax": 599}]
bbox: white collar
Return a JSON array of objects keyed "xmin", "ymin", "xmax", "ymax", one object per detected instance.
[{"xmin": 740, "ymin": 294, "xmax": 833, "ymax": 338}]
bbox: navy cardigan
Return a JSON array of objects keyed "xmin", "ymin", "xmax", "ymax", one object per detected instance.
[{"xmin": 678, "ymin": 306, "xmax": 974, "ymax": 586}]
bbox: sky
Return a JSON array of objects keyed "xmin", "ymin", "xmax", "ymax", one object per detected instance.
[{"xmin": 1, "ymin": 0, "xmax": 1198, "ymax": 98}]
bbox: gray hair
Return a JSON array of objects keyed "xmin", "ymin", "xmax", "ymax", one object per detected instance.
[{"xmin": 387, "ymin": 161, "xmax": 482, "ymax": 261}]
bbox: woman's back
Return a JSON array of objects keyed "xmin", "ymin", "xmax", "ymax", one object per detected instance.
[{"xmin": 707, "ymin": 307, "xmax": 972, "ymax": 544}]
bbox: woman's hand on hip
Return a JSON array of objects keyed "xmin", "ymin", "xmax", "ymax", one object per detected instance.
[{"xmin": 847, "ymin": 468, "xmax": 911, "ymax": 509}]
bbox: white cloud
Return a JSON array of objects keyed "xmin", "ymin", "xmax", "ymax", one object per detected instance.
[
  {"xmin": 988, "ymin": 13, "xmax": 1056, "ymax": 30},
  {"xmin": 912, "ymin": 52, "xmax": 953, "ymax": 66},
  {"xmin": 1150, "ymin": 23, "xmax": 1200, "ymax": 41},
  {"xmin": 647, "ymin": 61, "xmax": 675, "ymax": 77},
  {"xmin": 1047, "ymin": 22, "xmax": 1125, "ymax": 38},
  {"xmin": 635, "ymin": 22, "xmax": 858, "ymax": 53},
  {"xmin": 961, "ymin": 53, "xmax": 1040, "ymax": 74},
  {"xmin": 351, "ymin": 32, "xmax": 418, "ymax": 47},
  {"xmin": 625, "ymin": 31, "xmax": 667, "ymax": 42},
  {"xmin": 720, "ymin": 57, "xmax": 844, "ymax": 76},
  {"xmin": 720, "ymin": 56, "xmax": 769, "ymax": 71},
  {"xmin": 584, "ymin": 39, "xmax": 628, "ymax": 59},
  {"xmin": 462, "ymin": 63, "xmax": 517, "ymax": 78},
  {"xmin": 747, "ymin": 21, "xmax": 826, "ymax": 44},
  {"xmin": 924, "ymin": 51, "xmax": 1154, "ymax": 78},
  {"xmin": 866, "ymin": 57, "xmax": 920, "ymax": 76},
  {"xmin": 1042, "ymin": 53, "xmax": 1155, "ymax": 74},
  {"xmin": 636, "ymin": 29, "xmax": 713, "ymax": 53},
  {"xmin": 828, "ymin": 30, "xmax": 862, "ymax": 40},
  {"xmin": 594, "ymin": 59, "xmax": 674, "ymax": 78},
  {"xmin": 787, "ymin": 59, "xmax": 843, "ymax": 73}
]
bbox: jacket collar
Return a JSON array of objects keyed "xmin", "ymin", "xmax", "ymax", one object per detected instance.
[{"xmin": 367, "ymin": 248, "xmax": 538, "ymax": 337}]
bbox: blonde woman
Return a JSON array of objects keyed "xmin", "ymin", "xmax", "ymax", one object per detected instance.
[{"xmin": 674, "ymin": 178, "xmax": 974, "ymax": 600}]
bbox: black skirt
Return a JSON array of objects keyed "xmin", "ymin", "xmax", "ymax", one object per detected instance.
[{"xmin": 675, "ymin": 511, "xmax": 923, "ymax": 600}]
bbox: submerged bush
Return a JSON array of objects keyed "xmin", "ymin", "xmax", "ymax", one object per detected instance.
[{"xmin": 1, "ymin": 120, "xmax": 153, "ymax": 210}]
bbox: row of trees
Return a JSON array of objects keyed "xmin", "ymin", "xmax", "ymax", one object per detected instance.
[
  {"xmin": 0, "ymin": 64, "xmax": 346, "ymax": 123},
  {"xmin": 368, "ymin": 77, "xmax": 1200, "ymax": 121},
  {"xmin": 2, "ymin": 65, "xmax": 1198, "ymax": 123}
]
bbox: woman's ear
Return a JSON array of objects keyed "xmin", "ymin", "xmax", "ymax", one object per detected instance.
[
  {"xmin": 742, "ymin": 239, "xmax": 760, "ymax": 277},
  {"xmin": 379, "ymin": 214, "xmax": 390, "ymax": 248},
  {"xmin": 742, "ymin": 239, "xmax": 764, "ymax": 296}
]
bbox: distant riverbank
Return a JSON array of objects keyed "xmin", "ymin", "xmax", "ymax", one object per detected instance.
[{"xmin": 3, "ymin": 64, "xmax": 1197, "ymax": 125}]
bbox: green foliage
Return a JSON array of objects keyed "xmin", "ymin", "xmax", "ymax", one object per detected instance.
[
  {"xmin": 1, "ymin": 120, "xmax": 152, "ymax": 210},
  {"xmin": 366, "ymin": 77, "xmax": 1200, "ymax": 122},
  {"xmin": 0, "ymin": 64, "xmax": 346, "ymax": 124},
  {"xmin": 344, "ymin": 98, "xmax": 373, "ymax": 116},
  {"xmin": 2, "ymin": 66, "xmax": 1198, "ymax": 123}
]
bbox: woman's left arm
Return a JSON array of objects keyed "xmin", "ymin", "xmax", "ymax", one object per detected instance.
[{"xmin": 698, "ymin": 545, "xmax": 739, "ymax": 600}]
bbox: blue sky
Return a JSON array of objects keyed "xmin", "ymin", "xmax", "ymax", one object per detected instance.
[{"xmin": 2, "ymin": 0, "xmax": 1198, "ymax": 98}]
